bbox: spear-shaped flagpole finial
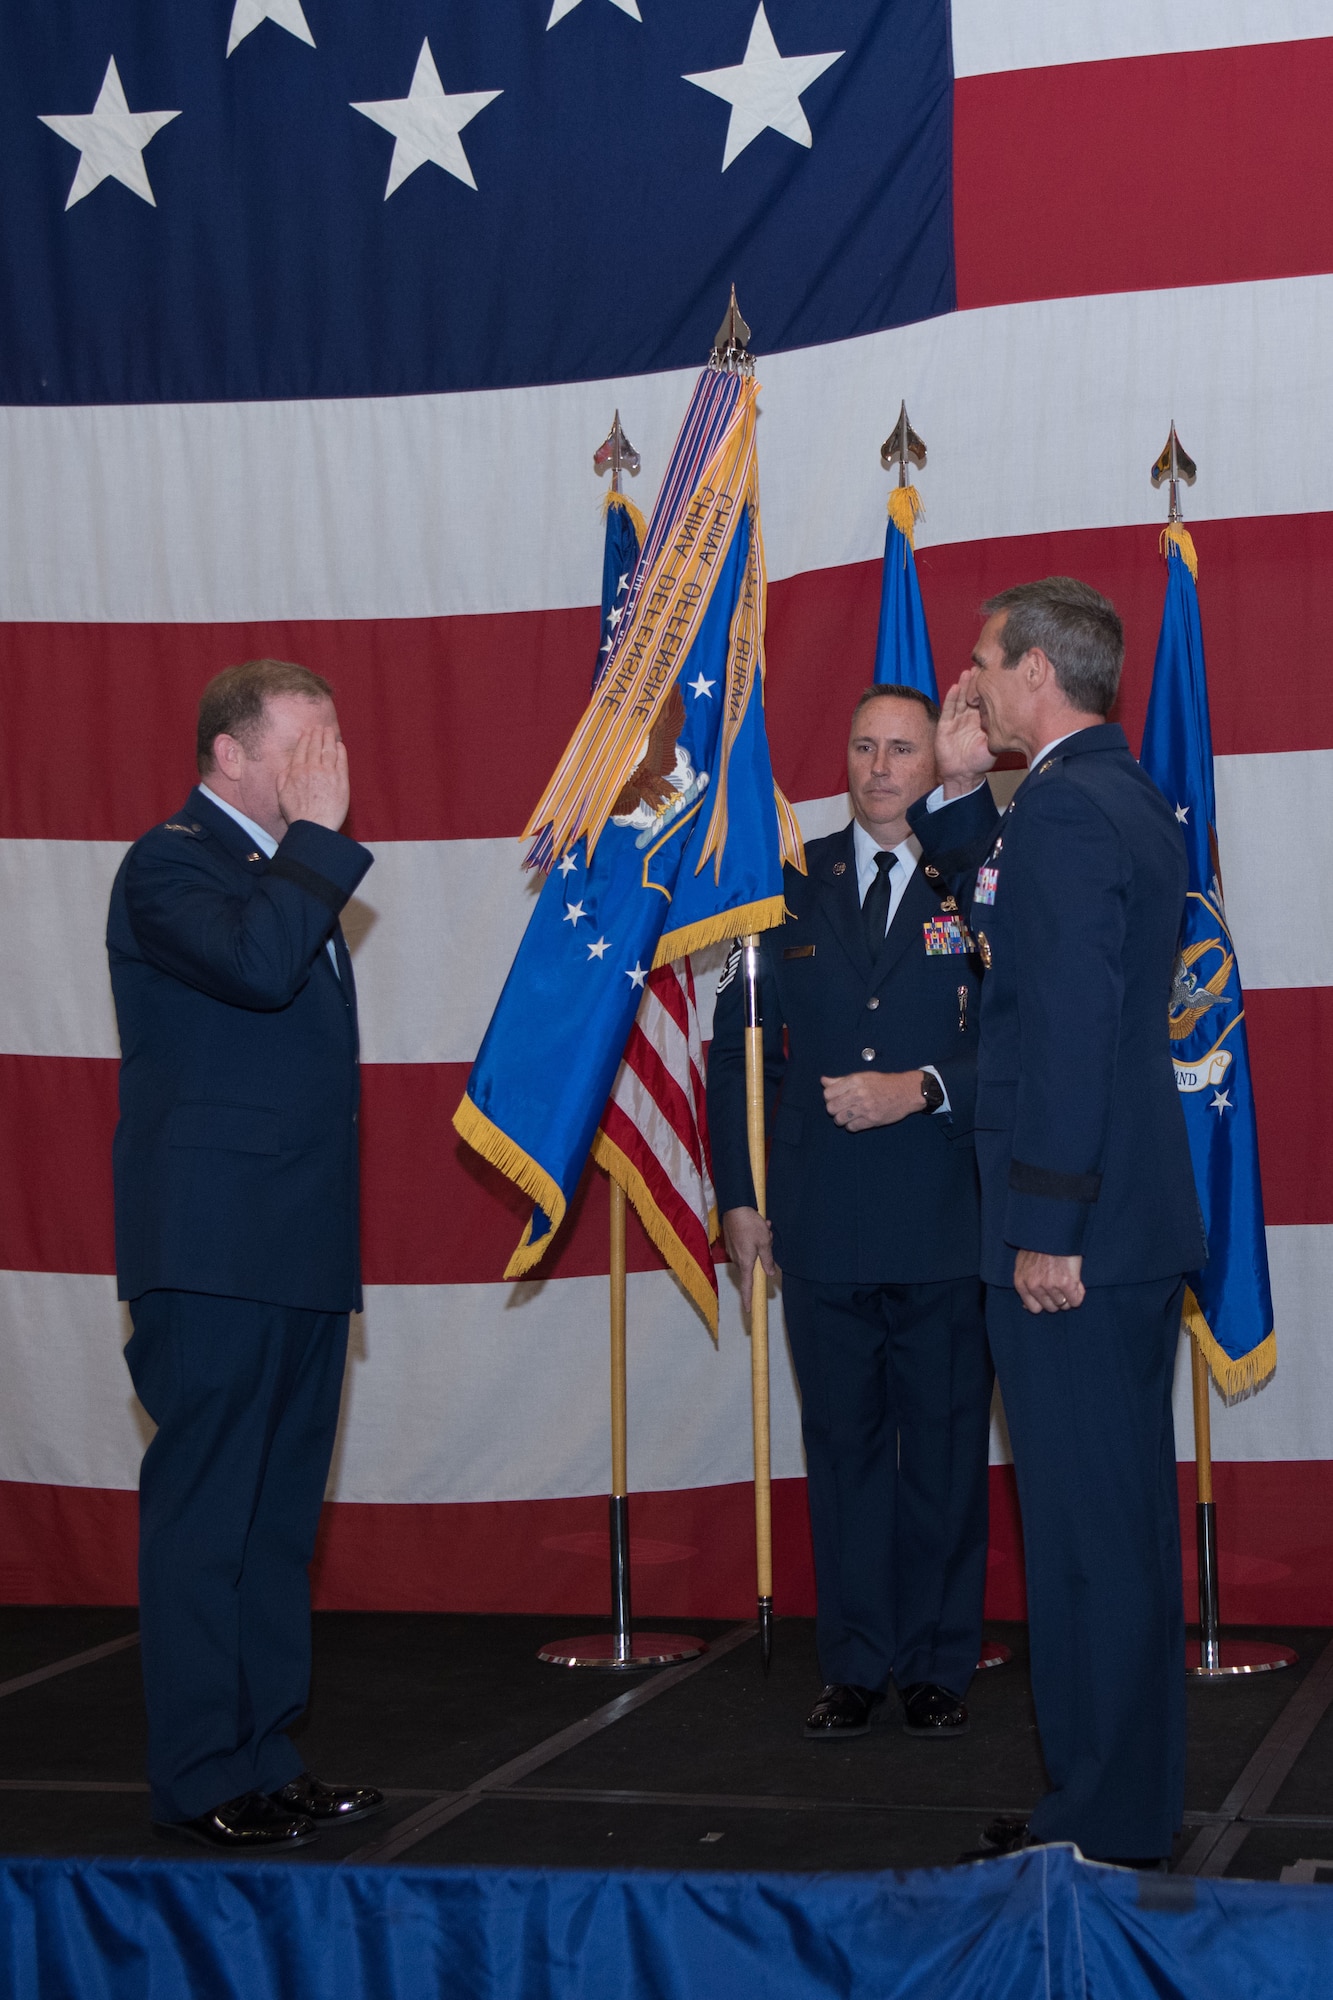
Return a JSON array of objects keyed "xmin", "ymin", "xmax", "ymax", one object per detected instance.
[
  {"xmin": 881, "ymin": 401, "xmax": 926, "ymax": 488},
  {"xmin": 711, "ymin": 285, "xmax": 754, "ymax": 377},
  {"xmin": 593, "ymin": 410, "xmax": 641, "ymax": 496},
  {"xmin": 1150, "ymin": 421, "xmax": 1197, "ymax": 524}
]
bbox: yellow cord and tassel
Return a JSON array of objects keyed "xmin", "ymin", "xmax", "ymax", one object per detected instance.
[
  {"xmin": 601, "ymin": 490, "xmax": 648, "ymax": 543},
  {"xmin": 887, "ymin": 484, "xmax": 924, "ymax": 549},
  {"xmin": 1160, "ymin": 520, "xmax": 1199, "ymax": 579}
]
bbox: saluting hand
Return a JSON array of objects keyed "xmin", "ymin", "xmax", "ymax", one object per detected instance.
[
  {"xmin": 278, "ymin": 725, "xmax": 351, "ymax": 834},
  {"xmin": 936, "ymin": 669, "xmax": 995, "ymax": 799},
  {"xmin": 1014, "ymin": 1250, "xmax": 1086, "ymax": 1315}
]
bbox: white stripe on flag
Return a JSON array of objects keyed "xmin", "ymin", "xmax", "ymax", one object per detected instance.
[
  {"xmin": 951, "ymin": 0, "xmax": 1333, "ymax": 77},
  {"xmin": 5, "ymin": 278, "xmax": 1333, "ymax": 622},
  {"xmin": 2, "ymin": 1230, "xmax": 1331, "ymax": 1505},
  {"xmin": 4, "ymin": 756, "xmax": 1325, "ymax": 1063}
]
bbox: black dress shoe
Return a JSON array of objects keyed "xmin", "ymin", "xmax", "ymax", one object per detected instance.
[
  {"xmin": 957, "ymin": 1815, "xmax": 1038, "ymax": 1863},
  {"xmin": 804, "ymin": 1683, "xmax": 885, "ymax": 1738},
  {"xmin": 900, "ymin": 1682, "xmax": 968, "ymax": 1737},
  {"xmin": 271, "ymin": 1773, "xmax": 385, "ymax": 1825},
  {"xmin": 155, "ymin": 1790, "xmax": 317, "ymax": 1851}
]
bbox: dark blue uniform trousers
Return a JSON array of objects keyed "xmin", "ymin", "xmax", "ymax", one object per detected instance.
[
  {"xmin": 125, "ymin": 1290, "xmax": 349, "ymax": 1823},
  {"xmin": 987, "ymin": 1278, "xmax": 1187, "ymax": 1860},
  {"xmin": 782, "ymin": 1273, "xmax": 992, "ymax": 1699}
]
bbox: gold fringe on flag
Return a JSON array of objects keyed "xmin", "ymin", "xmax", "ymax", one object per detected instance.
[
  {"xmin": 451, "ymin": 1092, "xmax": 567, "ymax": 1279},
  {"xmin": 1160, "ymin": 520, "xmax": 1199, "ymax": 579},
  {"xmin": 887, "ymin": 483, "xmax": 924, "ymax": 548},
  {"xmin": 601, "ymin": 489, "xmax": 648, "ymax": 544},
  {"xmin": 652, "ymin": 894, "xmax": 787, "ymax": 969},
  {"xmin": 1184, "ymin": 1285, "xmax": 1276, "ymax": 1401},
  {"xmin": 592, "ymin": 1129, "xmax": 720, "ymax": 1341}
]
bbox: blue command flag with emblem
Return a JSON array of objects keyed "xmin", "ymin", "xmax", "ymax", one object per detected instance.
[
  {"xmin": 1139, "ymin": 524, "xmax": 1275, "ymax": 1395},
  {"xmin": 456, "ymin": 363, "xmax": 804, "ymax": 1275},
  {"xmin": 872, "ymin": 477, "xmax": 938, "ymax": 699}
]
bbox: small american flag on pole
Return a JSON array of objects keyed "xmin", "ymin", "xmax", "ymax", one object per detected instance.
[{"xmin": 594, "ymin": 959, "xmax": 719, "ymax": 1337}]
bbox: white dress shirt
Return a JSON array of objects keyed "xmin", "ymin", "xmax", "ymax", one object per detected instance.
[
  {"xmin": 199, "ymin": 784, "xmax": 340, "ymax": 977},
  {"xmin": 850, "ymin": 817, "xmax": 948, "ymax": 1113}
]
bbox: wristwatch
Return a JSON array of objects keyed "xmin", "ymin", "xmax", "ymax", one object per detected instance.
[{"xmin": 919, "ymin": 1069, "xmax": 946, "ymax": 1114}]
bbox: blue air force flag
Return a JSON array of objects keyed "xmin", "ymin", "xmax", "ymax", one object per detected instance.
[
  {"xmin": 456, "ymin": 365, "xmax": 803, "ymax": 1275},
  {"xmin": 872, "ymin": 487, "xmax": 938, "ymax": 699},
  {"xmin": 1139, "ymin": 527, "xmax": 1275, "ymax": 1395}
]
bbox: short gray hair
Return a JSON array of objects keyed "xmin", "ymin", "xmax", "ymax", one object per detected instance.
[{"xmin": 981, "ymin": 577, "xmax": 1123, "ymax": 717}]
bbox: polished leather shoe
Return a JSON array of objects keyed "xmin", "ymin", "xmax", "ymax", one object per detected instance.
[
  {"xmin": 899, "ymin": 1682, "xmax": 969, "ymax": 1737},
  {"xmin": 155, "ymin": 1790, "xmax": 317, "ymax": 1851},
  {"xmin": 271, "ymin": 1773, "xmax": 385, "ymax": 1825},
  {"xmin": 957, "ymin": 1814, "xmax": 1037, "ymax": 1863},
  {"xmin": 804, "ymin": 1683, "xmax": 885, "ymax": 1738}
]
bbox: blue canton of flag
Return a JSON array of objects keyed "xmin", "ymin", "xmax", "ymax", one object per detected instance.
[
  {"xmin": 456, "ymin": 365, "xmax": 802, "ymax": 1275},
  {"xmin": 1139, "ymin": 527, "xmax": 1276, "ymax": 1396},
  {"xmin": 0, "ymin": 1, "xmax": 952, "ymax": 405},
  {"xmin": 872, "ymin": 486, "xmax": 938, "ymax": 699}
]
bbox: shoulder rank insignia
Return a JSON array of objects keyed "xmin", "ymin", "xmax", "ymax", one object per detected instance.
[
  {"xmin": 1038, "ymin": 758, "xmax": 1055, "ymax": 773},
  {"xmin": 783, "ymin": 944, "xmax": 815, "ymax": 960},
  {"xmin": 161, "ymin": 821, "xmax": 201, "ymax": 836}
]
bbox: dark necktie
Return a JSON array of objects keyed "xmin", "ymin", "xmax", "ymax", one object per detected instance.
[{"xmin": 861, "ymin": 849, "xmax": 896, "ymax": 960}]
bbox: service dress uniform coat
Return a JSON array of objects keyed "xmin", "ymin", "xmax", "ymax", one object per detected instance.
[
  {"xmin": 707, "ymin": 822, "xmax": 991, "ymax": 1699},
  {"xmin": 910, "ymin": 724, "xmax": 1206, "ymax": 1859},
  {"xmin": 107, "ymin": 786, "xmax": 372, "ymax": 1823}
]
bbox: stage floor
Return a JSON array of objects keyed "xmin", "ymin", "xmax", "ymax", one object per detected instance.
[{"xmin": 1, "ymin": 1609, "xmax": 1330, "ymax": 1881}]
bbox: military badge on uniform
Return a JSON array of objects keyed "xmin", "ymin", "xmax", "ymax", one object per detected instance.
[
  {"xmin": 923, "ymin": 916, "xmax": 970, "ymax": 957},
  {"xmin": 976, "ymin": 931, "xmax": 993, "ymax": 968},
  {"xmin": 832, "ymin": 861, "xmax": 846, "ymax": 876},
  {"xmin": 974, "ymin": 864, "xmax": 999, "ymax": 906}
]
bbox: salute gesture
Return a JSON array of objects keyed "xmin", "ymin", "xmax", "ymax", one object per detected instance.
[
  {"xmin": 935, "ymin": 669, "xmax": 996, "ymax": 799},
  {"xmin": 278, "ymin": 724, "xmax": 351, "ymax": 834}
]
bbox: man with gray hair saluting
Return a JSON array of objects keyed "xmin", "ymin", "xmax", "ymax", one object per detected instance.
[{"xmin": 910, "ymin": 578, "xmax": 1203, "ymax": 1869}]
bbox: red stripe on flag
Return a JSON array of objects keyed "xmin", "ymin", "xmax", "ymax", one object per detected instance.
[
  {"xmin": 0, "ymin": 1463, "xmax": 1328, "ymax": 1625},
  {"xmin": 599, "ymin": 1099, "xmax": 714, "ymax": 1277},
  {"xmin": 619, "ymin": 1026, "xmax": 705, "ymax": 1177},
  {"xmin": 5, "ymin": 517, "xmax": 1333, "ymax": 842},
  {"xmin": 954, "ymin": 40, "xmax": 1333, "ymax": 310},
  {"xmin": 4, "ymin": 989, "xmax": 1330, "ymax": 1282}
]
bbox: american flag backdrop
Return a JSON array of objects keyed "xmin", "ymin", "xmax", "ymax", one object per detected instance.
[{"xmin": 2, "ymin": 0, "xmax": 1333, "ymax": 1620}]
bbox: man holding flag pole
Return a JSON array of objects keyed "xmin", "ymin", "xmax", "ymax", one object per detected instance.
[{"xmin": 456, "ymin": 293, "xmax": 801, "ymax": 1660}]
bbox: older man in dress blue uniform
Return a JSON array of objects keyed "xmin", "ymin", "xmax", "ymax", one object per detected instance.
[
  {"xmin": 107, "ymin": 658, "xmax": 385, "ymax": 1850},
  {"xmin": 708, "ymin": 686, "xmax": 991, "ymax": 1742},
  {"xmin": 910, "ymin": 579, "xmax": 1205, "ymax": 1866}
]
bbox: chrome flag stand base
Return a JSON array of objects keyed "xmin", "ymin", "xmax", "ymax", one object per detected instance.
[
  {"xmin": 538, "ymin": 1496, "xmax": 703, "ymax": 1670},
  {"xmin": 1187, "ymin": 1635, "xmax": 1296, "ymax": 1678}
]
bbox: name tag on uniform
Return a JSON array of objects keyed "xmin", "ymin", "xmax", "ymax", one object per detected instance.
[
  {"xmin": 783, "ymin": 944, "xmax": 816, "ymax": 959},
  {"xmin": 974, "ymin": 864, "xmax": 999, "ymax": 906},
  {"xmin": 923, "ymin": 916, "xmax": 970, "ymax": 956}
]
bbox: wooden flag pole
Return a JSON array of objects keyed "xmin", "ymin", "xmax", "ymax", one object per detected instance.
[
  {"xmin": 1186, "ymin": 1324, "xmax": 1292, "ymax": 1677},
  {"xmin": 608, "ymin": 1179, "xmax": 632, "ymax": 1660},
  {"xmin": 742, "ymin": 934, "xmax": 775, "ymax": 1670}
]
